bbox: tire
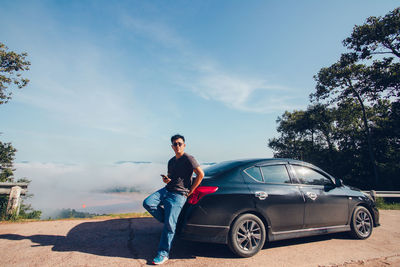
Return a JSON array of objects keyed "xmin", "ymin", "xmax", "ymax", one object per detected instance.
[
  {"xmin": 228, "ymin": 214, "xmax": 266, "ymax": 258},
  {"xmin": 350, "ymin": 206, "xmax": 373, "ymax": 239}
]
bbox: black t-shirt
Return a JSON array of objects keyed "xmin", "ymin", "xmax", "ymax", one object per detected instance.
[{"xmin": 166, "ymin": 153, "xmax": 200, "ymax": 195}]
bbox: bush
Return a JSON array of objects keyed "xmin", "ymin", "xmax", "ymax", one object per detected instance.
[{"xmin": 376, "ymin": 197, "xmax": 400, "ymax": 210}]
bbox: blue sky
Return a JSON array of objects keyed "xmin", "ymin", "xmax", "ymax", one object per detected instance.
[{"xmin": 1, "ymin": 0, "xmax": 399, "ymax": 165}]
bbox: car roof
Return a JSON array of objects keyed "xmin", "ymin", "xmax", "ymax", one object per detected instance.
[
  {"xmin": 205, "ymin": 158, "xmax": 321, "ymax": 171},
  {"xmin": 217, "ymin": 158, "xmax": 301, "ymax": 166},
  {"xmin": 203, "ymin": 158, "xmax": 294, "ymax": 175},
  {"xmin": 204, "ymin": 158, "xmax": 334, "ymax": 179}
]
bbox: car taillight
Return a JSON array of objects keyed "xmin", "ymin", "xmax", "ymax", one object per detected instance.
[{"xmin": 188, "ymin": 186, "xmax": 218, "ymax": 205}]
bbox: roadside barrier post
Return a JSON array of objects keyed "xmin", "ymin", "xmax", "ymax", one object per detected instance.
[
  {"xmin": 0, "ymin": 183, "xmax": 28, "ymax": 217},
  {"xmin": 6, "ymin": 186, "xmax": 22, "ymax": 217}
]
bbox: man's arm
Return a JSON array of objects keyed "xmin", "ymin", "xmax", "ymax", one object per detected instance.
[{"xmin": 188, "ymin": 166, "xmax": 204, "ymax": 196}]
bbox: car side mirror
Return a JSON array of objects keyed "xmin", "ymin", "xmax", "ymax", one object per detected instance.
[{"xmin": 335, "ymin": 178, "xmax": 343, "ymax": 187}]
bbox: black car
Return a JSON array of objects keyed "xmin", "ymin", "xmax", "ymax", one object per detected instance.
[{"xmin": 177, "ymin": 158, "xmax": 379, "ymax": 257}]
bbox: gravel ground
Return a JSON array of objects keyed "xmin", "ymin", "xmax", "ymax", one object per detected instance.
[{"xmin": 0, "ymin": 210, "xmax": 399, "ymax": 266}]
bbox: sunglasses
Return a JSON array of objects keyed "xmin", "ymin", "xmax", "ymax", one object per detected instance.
[{"xmin": 173, "ymin": 142, "xmax": 184, "ymax": 147}]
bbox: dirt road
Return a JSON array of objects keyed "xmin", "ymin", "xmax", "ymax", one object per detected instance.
[{"xmin": 0, "ymin": 210, "xmax": 399, "ymax": 266}]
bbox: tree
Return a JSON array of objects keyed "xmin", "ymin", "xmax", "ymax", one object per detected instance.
[
  {"xmin": 268, "ymin": 101, "xmax": 394, "ymax": 189},
  {"xmin": 343, "ymin": 7, "xmax": 400, "ymax": 60},
  {"xmin": 310, "ymin": 8, "xmax": 400, "ymax": 187},
  {"xmin": 0, "ymin": 141, "xmax": 16, "ymax": 182},
  {"xmin": 343, "ymin": 7, "xmax": 400, "ymax": 100},
  {"xmin": 312, "ymin": 56, "xmax": 379, "ymax": 186},
  {"xmin": 0, "ymin": 43, "xmax": 39, "ymax": 220},
  {"xmin": 0, "ymin": 42, "xmax": 30, "ymax": 105}
]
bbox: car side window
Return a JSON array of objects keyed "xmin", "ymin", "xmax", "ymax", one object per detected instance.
[
  {"xmin": 291, "ymin": 165, "xmax": 333, "ymax": 186},
  {"xmin": 244, "ymin": 166, "xmax": 263, "ymax": 182},
  {"xmin": 260, "ymin": 165, "xmax": 291, "ymax": 184}
]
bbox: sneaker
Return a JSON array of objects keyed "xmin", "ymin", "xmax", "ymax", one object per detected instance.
[{"xmin": 152, "ymin": 255, "xmax": 168, "ymax": 265}]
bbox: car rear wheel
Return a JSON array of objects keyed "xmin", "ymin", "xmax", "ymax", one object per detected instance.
[
  {"xmin": 228, "ymin": 213, "xmax": 266, "ymax": 257},
  {"xmin": 350, "ymin": 206, "xmax": 373, "ymax": 239}
]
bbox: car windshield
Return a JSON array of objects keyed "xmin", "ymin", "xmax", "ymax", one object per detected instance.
[{"xmin": 204, "ymin": 160, "xmax": 247, "ymax": 177}]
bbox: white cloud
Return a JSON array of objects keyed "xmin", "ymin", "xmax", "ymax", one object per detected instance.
[
  {"xmin": 120, "ymin": 15, "xmax": 304, "ymax": 114},
  {"xmin": 185, "ymin": 69, "xmax": 304, "ymax": 113}
]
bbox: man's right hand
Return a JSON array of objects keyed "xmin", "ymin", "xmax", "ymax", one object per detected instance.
[{"xmin": 161, "ymin": 174, "xmax": 171, "ymax": 184}]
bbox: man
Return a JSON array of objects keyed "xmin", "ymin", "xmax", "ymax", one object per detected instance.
[{"xmin": 143, "ymin": 134, "xmax": 204, "ymax": 265}]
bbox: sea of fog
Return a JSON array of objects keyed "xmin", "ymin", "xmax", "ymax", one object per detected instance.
[{"xmin": 14, "ymin": 161, "xmax": 212, "ymax": 219}]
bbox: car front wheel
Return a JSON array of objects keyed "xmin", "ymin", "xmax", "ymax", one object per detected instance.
[
  {"xmin": 350, "ymin": 206, "xmax": 373, "ymax": 239},
  {"xmin": 228, "ymin": 213, "xmax": 266, "ymax": 257}
]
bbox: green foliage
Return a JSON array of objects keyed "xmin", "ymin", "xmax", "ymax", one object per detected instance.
[
  {"xmin": 18, "ymin": 206, "xmax": 42, "ymax": 219},
  {"xmin": 0, "ymin": 141, "xmax": 16, "ymax": 182},
  {"xmin": 375, "ymin": 197, "xmax": 400, "ymax": 210},
  {"xmin": 0, "ymin": 42, "xmax": 30, "ymax": 105},
  {"xmin": 343, "ymin": 7, "xmax": 400, "ymax": 60},
  {"xmin": 0, "ymin": 196, "xmax": 8, "ymax": 220},
  {"xmin": 6, "ymin": 209, "xmax": 19, "ymax": 221}
]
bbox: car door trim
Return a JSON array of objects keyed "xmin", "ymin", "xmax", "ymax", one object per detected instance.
[
  {"xmin": 186, "ymin": 223, "xmax": 229, "ymax": 229},
  {"xmin": 269, "ymin": 225, "xmax": 351, "ymax": 241}
]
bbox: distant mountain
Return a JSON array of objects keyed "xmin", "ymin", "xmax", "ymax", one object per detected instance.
[
  {"xmin": 97, "ymin": 186, "xmax": 144, "ymax": 193},
  {"xmin": 114, "ymin": 161, "xmax": 152, "ymax": 165},
  {"xmin": 55, "ymin": 208, "xmax": 102, "ymax": 219},
  {"xmin": 201, "ymin": 162, "xmax": 217, "ymax": 166}
]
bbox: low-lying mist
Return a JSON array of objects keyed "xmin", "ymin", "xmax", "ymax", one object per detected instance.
[{"xmin": 14, "ymin": 161, "xmax": 169, "ymax": 218}]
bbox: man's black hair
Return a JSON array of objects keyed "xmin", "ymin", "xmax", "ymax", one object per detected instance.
[{"xmin": 171, "ymin": 134, "xmax": 185, "ymax": 143}]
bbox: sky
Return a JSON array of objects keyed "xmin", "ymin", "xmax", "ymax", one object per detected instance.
[{"xmin": 1, "ymin": 1, "xmax": 399, "ymax": 213}]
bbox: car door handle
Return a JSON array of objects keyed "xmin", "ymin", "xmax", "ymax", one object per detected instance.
[
  {"xmin": 306, "ymin": 192, "xmax": 318, "ymax": 201},
  {"xmin": 255, "ymin": 191, "xmax": 268, "ymax": 200}
]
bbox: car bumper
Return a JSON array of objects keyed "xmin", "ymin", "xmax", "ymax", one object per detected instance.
[
  {"xmin": 179, "ymin": 223, "xmax": 229, "ymax": 244},
  {"xmin": 372, "ymin": 206, "xmax": 380, "ymax": 227}
]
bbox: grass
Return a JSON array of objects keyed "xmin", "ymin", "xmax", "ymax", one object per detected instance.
[
  {"xmin": 376, "ymin": 197, "xmax": 400, "ymax": 210},
  {"xmin": 0, "ymin": 211, "xmax": 151, "ymax": 223},
  {"xmin": 41, "ymin": 211, "xmax": 152, "ymax": 220},
  {"xmin": 93, "ymin": 211, "xmax": 151, "ymax": 219}
]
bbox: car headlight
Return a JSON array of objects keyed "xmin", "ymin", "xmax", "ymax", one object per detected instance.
[{"xmin": 362, "ymin": 191, "xmax": 375, "ymax": 202}]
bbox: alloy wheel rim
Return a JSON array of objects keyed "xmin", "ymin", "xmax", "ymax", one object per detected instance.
[
  {"xmin": 236, "ymin": 220, "xmax": 262, "ymax": 251},
  {"xmin": 355, "ymin": 210, "xmax": 372, "ymax": 237}
]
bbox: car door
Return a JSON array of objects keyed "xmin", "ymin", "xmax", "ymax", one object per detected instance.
[
  {"xmin": 290, "ymin": 164, "xmax": 349, "ymax": 228},
  {"xmin": 242, "ymin": 163, "xmax": 304, "ymax": 232}
]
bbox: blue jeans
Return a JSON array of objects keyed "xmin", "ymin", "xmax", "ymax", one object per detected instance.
[{"xmin": 143, "ymin": 187, "xmax": 187, "ymax": 257}]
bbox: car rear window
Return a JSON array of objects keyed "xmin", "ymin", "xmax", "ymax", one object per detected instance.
[
  {"xmin": 204, "ymin": 161, "xmax": 246, "ymax": 177},
  {"xmin": 244, "ymin": 167, "xmax": 263, "ymax": 182}
]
